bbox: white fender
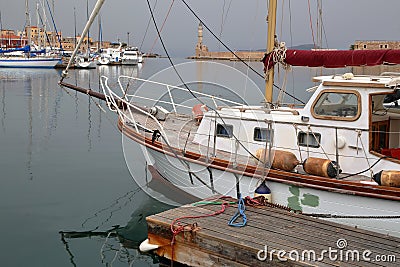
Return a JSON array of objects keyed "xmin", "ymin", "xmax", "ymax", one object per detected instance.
[{"xmin": 139, "ymin": 238, "xmax": 159, "ymax": 252}]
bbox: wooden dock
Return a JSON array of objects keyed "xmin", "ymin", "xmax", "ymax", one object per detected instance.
[{"xmin": 145, "ymin": 196, "xmax": 399, "ymax": 266}]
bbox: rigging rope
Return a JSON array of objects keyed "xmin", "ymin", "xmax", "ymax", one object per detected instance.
[
  {"xmin": 218, "ymin": 0, "xmax": 232, "ymax": 46},
  {"xmin": 339, "ymin": 156, "xmax": 387, "ymax": 180},
  {"xmin": 139, "ymin": 0, "xmax": 157, "ymax": 51},
  {"xmin": 356, "ymin": 129, "xmax": 374, "ymax": 178},
  {"xmin": 307, "ymin": 0, "xmax": 316, "ymax": 48},
  {"xmin": 149, "ymin": 0, "xmax": 175, "ymax": 54}
]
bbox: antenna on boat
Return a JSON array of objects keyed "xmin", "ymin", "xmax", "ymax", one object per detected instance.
[
  {"xmin": 265, "ymin": 0, "xmax": 277, "ymax": 105},
  {"xmin": 60, "ymin": 0, "xmax": 105, "ymax": 80}
]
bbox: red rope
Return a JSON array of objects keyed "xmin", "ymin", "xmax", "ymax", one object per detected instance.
[{"xmin": 169, "ymin": 201, "xmax": 230, "ymax": 263}]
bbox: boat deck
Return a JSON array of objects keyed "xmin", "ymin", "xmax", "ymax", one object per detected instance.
[
  {"xmin": 146, "ymin": 196, "xmax": 399, "ymax": 266},
  {"xmin": 123, "ymin": 108, "xmax": 261, "ymax": 167}
]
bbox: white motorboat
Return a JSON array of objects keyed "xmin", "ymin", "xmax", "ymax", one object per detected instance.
[{"xmin": 121, "ymin": 47, "xmax": 139, "ymax": 65}]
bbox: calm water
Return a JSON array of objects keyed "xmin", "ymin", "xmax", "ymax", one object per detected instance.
[{"xmin": 0, "ymin": 58, "xmax": 349, "ymax": 266}]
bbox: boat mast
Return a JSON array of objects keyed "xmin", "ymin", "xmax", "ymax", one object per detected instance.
[
  {"xmin": 61, "ymin": 0, "xmax": 105, "ymax": 78},
  {"xmin": 73, "ymin": 7, "xmax": 76, "ymax": 50},
  {"xmin": 86, "ymin": 0, "xmax": 90, "ymax": 57},
  {"xmin": 25, "ymin": 0, "xmax": 31, "ymax": 45},
  {"xmin": 265, "ymin": 0, "xmax": 277, "ymax": 104},
  {"xmin": 36, "ymin": 2, "xmax": 41, "ymax": 49}
]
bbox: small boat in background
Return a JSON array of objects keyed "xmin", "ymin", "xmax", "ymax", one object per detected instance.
[
  {"xmin": 121, "ymin": 47, "xmax": 140, "ymax": 65},
  {"xmin": 97, "ymin": 43, "xmax": 123, "ymax": 65},
  {"xmin": 0, "ymin": 45, "xmax": 61, "ymax": 68},
  {"xmin": 75, "ymin": 54, "xmax": 97, "ymax": 69}
]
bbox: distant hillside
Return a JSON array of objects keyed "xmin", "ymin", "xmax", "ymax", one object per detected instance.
[
  {"xmin": 289, "ymin": 44, "xmax": 320, "ymax": 50},
  {"xmin": 255, "ymin": 44, "xmax": 319, "ymax": 51}
]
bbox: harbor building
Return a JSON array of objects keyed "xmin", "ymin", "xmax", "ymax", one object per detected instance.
[
  {"xmin": 0, "ymin": 29, "xmax": 28, "ymax": 48},
  {"xmin": 353, "ymin": 40, "xmax": 400, "ymax": 50}
]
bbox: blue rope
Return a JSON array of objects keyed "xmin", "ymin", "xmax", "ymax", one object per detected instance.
[{"xmin": 228, "ymin": 194, "xmax": 247, "ymax": 227}]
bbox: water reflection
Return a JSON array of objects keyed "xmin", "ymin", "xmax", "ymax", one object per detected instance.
[
  {"xmin": 1, "ymin": 81, "xmax": 5, "ymax": 132},
  {"xmin": 60, "ymin": 186, "xmax": 171, "ymax": 267},
  {"xmin": 27, "ymin": 74, "xmax": 33, "ymax": 180},
  {"xmin": 7, "ymin": 69, "xmax": 61, "ymax": 181},
  {"xmin": 98, "ymin": 64, "xmax": 142, "ymax": 78}
]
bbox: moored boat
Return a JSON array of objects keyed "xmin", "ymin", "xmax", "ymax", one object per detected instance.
[
  {"xmin": 0, "ymin": 46, "xmax": 61, "ymax": 69},
  {"xmin": 75, "ymin": 55, "xmax": 97, "ymax": 69},
  {"xmin": 121, "ymin": 47, "xmax": 140, "ymax": 65},
  {"xmin": 60, "ymin": 0, "xmax": 400, "ymax": 238},
  {"xmin": 97, "ymin": 43, "xmax": 123, "ymax": 65}
]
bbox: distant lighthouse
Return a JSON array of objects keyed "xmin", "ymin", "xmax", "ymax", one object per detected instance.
[
  {"xmin": 195, "ymin": 22, "xmax": 208, "ymax": 58},
  {"xmin": 198, "ymin": 22, "xmax": 203, "ymax": 46}
]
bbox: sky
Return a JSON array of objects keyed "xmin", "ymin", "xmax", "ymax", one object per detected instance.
[{"xmin": 1, "ymin": 0, "xmax": 400, "ymax": 57}]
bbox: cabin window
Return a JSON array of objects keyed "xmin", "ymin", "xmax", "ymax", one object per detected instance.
[
  {"xmin": 253, "ymin": 127, "xmax": 272, "ymax": 142},
  {"xmin": 216, "ymin": 124, "xmax": 233, "ymax": 138},
  {"xmin": 298, "ymin": 132, "xmax": 321, "ymax": 148},
  {"xmin": 312, "ymin": 90, "xmax": 361, "ymax": 121}
]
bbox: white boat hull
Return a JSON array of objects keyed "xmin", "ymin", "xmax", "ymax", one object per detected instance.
[
  {"xmin": 145, "ymin": 145, "xmax": 400, "ymax": 237},
  {"xmin": 121, "ymin": 59, "xmax": 138, "ymax": 65},
  {"xmin": 75, "ymin": 60, "xmax": 97, "ymax": 69},
  {"xmin": 0, "ymin": 57, "xmax": 61, "ymax": 68}
]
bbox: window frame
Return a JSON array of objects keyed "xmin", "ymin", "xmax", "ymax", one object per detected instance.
[
  {"xmin": 216, "ymin": 123, "xmax": 233, "ymax": 138},
  {"xmin": 297, "ymin": 131, "xmax": 321, "ymax": 148},
  {"xmin": 253, "ymin": 127, "xmax": 272, "ymax": 142},
  {"xmin": 311, "ymin": 89, "xmax": 361, "ymax": 121}
]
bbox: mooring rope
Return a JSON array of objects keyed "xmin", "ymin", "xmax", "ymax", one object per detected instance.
[
  {"xmin": 170, "ymin": 201, "xmax": 230, "ymax": 264},
  {"xmin": 228, "ymin": 194, "xmax": 247, "ymax": 227}
]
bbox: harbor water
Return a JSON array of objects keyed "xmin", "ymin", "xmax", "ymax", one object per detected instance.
[{"xmin": 0, "ymin": 58, "xmax": 348, "ymax": 266}]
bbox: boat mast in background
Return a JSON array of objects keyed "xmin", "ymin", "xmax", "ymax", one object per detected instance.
[
  {"xmin": 25, "ymin": 0, "xmax": 31, "ymax": 45},
  {"xmin": 74, "ymin": 7, "xmax": 77, "ymax": 50},
  {"xmin": 265, "ymin": 0, "xmax": 277, "ymax": 104},
  {"xmin": 36, "ymin": 3, "xmax": 41, "ymax": 48},
  {"xmin": 61, "ymin": 0, "xmax": 105, "ymax": 78}
]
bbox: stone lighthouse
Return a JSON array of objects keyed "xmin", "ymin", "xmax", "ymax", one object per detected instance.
[{"xmin": 195, "ymin": 22, "xmax": 208, "ymax": 58}]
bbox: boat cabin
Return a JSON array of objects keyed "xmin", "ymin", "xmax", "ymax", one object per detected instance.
[{"xmin": 193, "ymin": 73, "xmax": 400, "ymax": 178}]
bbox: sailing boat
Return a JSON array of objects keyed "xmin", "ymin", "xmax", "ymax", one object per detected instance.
[
  {"xmin": 75, "ymin": 0, "xmax": 96, "ymax": 69},
  {"xmin": 0, "ymin": 0, "xmax": 61, "ymax": 68},
  {"xmin": 60, "ymin": 0, "xmax": 400, "ymax": 237}
]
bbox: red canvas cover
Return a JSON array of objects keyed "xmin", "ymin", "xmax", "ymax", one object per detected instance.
[{"xmin": 263, "ymin": 49, "xmax": 400, "ymax": 71}]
